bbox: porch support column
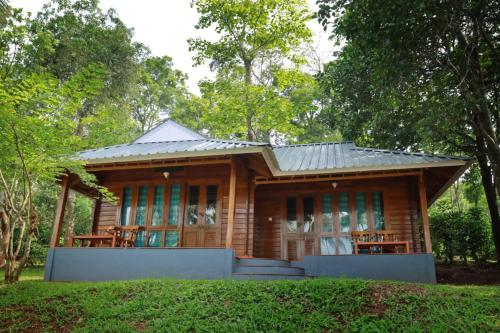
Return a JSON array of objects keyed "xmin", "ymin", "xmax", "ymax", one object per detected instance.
[
  {"xmin": 418, "ymin": 174, "xmax": 432, "ymax": 253},
  {"xmin": 50, "ymin": 175, "xmax": 70, "ymax": 248},
  {"xmin": 226, "ymin": 157, "xmax": 237, "ymax": 248},
  {"xmin": 91, "ymin": 196, "xmax": 102, "ymax": 235}
]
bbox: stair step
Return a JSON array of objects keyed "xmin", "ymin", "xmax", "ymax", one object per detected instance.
[
  {"xmin": 234, "ymin": 265, "xmax": 304, "ymax": 275},
  {"xmin": 237, "ymin": 258, "xmax": 291, "ymax": 267},
  {"xmin": 232, "ymin": 273, "xmax": 305, "ymax": 280}
]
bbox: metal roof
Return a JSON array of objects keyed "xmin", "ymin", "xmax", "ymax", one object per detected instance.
[
  {"xmin": 79, "ymin": 139, "xmax": 269, "ymax": 161},
  {"xmin": 79, "ymin": 121, "xmax": 468, "ymax": 173},
  {"xmin": 80, "ymin": 139, "xmax": 467, "ymax": 172},
  {"xmin": 133, "ymin": 120, "xmax": 206, "ymax": 143},
  {"xmin": 271, "ymin": 142, "xmax": 466, "ymax": 172}
]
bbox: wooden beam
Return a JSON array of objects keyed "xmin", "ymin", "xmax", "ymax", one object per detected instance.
[
  {"xmin": 91, "ymin": 196, "xmax": 102, "ymax": 234},
  {"xmin": 254, "ymin": 170, "xmax": 422, "ymax": 185},
  {"xmin": 50, "ymin": 175, "xmax": 70, "ymax": 248},
  {"xmin": 226, "ymin": 157, "xmax": 237, "ymax": 248},
  {"xmin": 86, "ymin": 157, "xmax": 231, "ymax": 172},
  {"xmin": 419, "ymin": 174, "xmax": 432, "ymax": 253}
]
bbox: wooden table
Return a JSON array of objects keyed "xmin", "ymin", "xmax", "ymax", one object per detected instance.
[
  {"xmin": 354, "ymin": 241, "xmax": 410, "ymax": 255},
  {"xmin": 71, "ymin": 235, "xmax": 117, "ymax": 247}
]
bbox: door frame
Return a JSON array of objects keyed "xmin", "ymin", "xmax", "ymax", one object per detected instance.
[{"xmin": 181, "ymin": 180, "xmax": 223, "ymax": 247}]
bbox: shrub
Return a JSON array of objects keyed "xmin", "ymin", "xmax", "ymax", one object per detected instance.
[{"xmin": 430, "ymin": 202, "xmax": 494, "ymax": 264}]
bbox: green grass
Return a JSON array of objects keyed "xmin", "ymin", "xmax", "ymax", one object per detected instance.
[{"xmin": 0, "ymin": 268, "xmax": 499, "ymax": 332}]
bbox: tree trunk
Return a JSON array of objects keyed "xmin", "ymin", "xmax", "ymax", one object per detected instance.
[
  {"xmin": 243, "ymin": 58, "xmax": 256, "ymax": 142},
  {"xmin": 475, "ymin": 141, "xmax": 500, "ymax": 263}
]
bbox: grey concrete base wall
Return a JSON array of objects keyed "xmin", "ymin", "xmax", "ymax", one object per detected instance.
[
  {"xmin": 44, "ymin": 248, "xmax": 234, "ymax": 281},
  {"xmin": 295, "ymin": 254, "xmax": 436, "ymax": 284}
]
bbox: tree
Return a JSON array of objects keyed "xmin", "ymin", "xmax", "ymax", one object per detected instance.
[
  {"xmin": 0, "ymin": 0, "xmax": 9, "ymax": 24},
  {"xmin": 317, "ymin": 0, "xmax": 500, "ymax": 262},
  {"xmin": 189, "ymin": 0, "xmax": 312, "ymax": 141},
  {"xmin": 29, "ymin": 0, "xmax": 144, "ymax": 245},
  {"xmin": 0, "ymin": 68, "xmax": 105, "ymax": 283},
  {"xmin": 131, "ymin": 55, "xmax": 189, "ymax": 133}
]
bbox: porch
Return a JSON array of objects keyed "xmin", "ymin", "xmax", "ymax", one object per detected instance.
[
  {"xmin": 44, "ymin": 247, "xmax": 436, "ymax": 283},
  {"xmin": 45, "ymin": 155, "xmax": 442, "ymax": 283}
]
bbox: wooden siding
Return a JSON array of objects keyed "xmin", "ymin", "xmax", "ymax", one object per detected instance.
[
  {"xmin": 253, "ymin": 177, "xmax": 422, "ymax": 259},
  {"xmin": 91, "ymin": 162, "xmax": 423, "ymax": 258}
]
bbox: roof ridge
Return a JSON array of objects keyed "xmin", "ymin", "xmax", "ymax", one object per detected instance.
[
  {"xmin": 273, "ymin": 141, "xmax": 354, "ymax": 148},
  {"xmin": 351, "ymin": 147, "xmax": 469, "ymax": 160},
  {"xmin": 122, "ymin": 138, "xmax": 269, "ymax": 146}
]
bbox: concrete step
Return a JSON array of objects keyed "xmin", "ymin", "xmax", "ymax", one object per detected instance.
[
  {"xmin": 237, "ymin": 258, "xmax": 291, "ymax": 267},
  {"xmin": 232, "ymin": 273, "xmax": 305, "ymax": 280},
  {"xmin": 234, "ymin": 265, "xmax": 304, "ymax": 275}
]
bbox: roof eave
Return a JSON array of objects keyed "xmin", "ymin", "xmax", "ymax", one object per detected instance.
[
  {"xmin": 83, "ymin": 146, "xmax": 268, "ymax": 165},
  {"xmin": 271, "ymin": 159, "xmax": 469, "ymax": 177},
  {"xmin": 427, "ymin": 159, "xmax": 473, "ymax": 206}
]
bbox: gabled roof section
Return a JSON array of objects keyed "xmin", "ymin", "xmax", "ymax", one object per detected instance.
[{"xmin": 133, "ymin": 119, "xmax": 205, "ymax": 143}]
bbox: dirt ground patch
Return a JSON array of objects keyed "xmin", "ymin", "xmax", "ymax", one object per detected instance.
[
  {"xmin": 436, "ymin": 263, "xmax": 500, "ymax": 285},
  {"xmin": 368, "ymin": 284, "xmax": 426, "ymax": 317},
  {"xmin": 1, "ymin": 298, "xmax": 81, "ymax": 333}
]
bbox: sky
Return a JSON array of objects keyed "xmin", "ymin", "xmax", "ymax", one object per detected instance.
[{"xmin": 11, "ymin": 0, "xmax": 334, "ymax": 94}]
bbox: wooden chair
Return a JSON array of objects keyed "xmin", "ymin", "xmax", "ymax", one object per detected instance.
[
  {"xmin": 351, "ymin": 231, "xmax": 371, "ymax": 242},
  {"xmin": 375, "ymin": 230, "xmax": 396, "ymax": 242},
  {"xmin": 375, "ymin": 230, "xmax": 401, "ymax": 253},
  {"xmin": 351, "ymin": 231, "xmax": 372, "ymax": 254},
  {"xmin": 117, "ymin": 226, "xmax": 140, "ymax": 248}
]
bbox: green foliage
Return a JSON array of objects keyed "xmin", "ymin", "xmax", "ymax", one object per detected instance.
[
  {"xmin": 0, "ymin": 278, "xmax": 499, "ymax": 332},
  {"xmin": 316, "ymin": 0, "xmax": 500, "ymax": 260},
  {"xmin": 131, "ymin": 55, "xmax": 189, "ymax": 133},
  {"xmin": 189, "ymin": 0, "xmax": 312, "ymax": 70},
  {"xmin": 189, "ymin": 0, "xmax": 314, "ymax": 142},
  {"xmin": 430, "ymin": 201, "xmax": 494, "ymax": 264}
]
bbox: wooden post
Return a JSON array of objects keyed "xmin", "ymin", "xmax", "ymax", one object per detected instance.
[
  {"xmin": 50, "ymin": 175, "xmax": 70, "ymax": 248},
  {"xmin": 418, "ymin": 174, "xmax": 433, "ymax": 253},
  {"xmin": 226, "ymin": 157, "xmax": 237, "ymax": 248},
  {"xmin": 91, "ymin": 196, "xmax": 102, "ymax": 235}
]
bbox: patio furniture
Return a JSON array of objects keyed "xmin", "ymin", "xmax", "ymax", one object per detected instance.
[
  {"xmin": 351, "ymin": 231, "xmax": 373, "ymax": 254},
  {"xmin": 116, "ymin": 225, "xmax": 141, "ymax": 248},
  {"xmin": 71, "ymin": 234, "xmax": 117, "ymax": 247},
  {"xmin": 71, "ymin": 225, "xmax": 142, "ymax": 248},
  {"xmin": 353, "ymin": 230, "xmax": 410, "ymax": 255}
]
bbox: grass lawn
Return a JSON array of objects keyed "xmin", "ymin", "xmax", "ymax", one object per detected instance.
[{"xmin": 0, "ymin": 267, "xmax": 499, "ymax": 332}]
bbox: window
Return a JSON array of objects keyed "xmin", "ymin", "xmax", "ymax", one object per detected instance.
[
  {"xmin": 187, "ymin": 186, "xmax": 200, "ymax": 225},
  {"xmin": 151, "ymin": 185, "xmax": 164, "ymax": 226},
  {"xmin": 338, "ymin": 192, "xmax": 350, "ymax": 232},
  {"xmin": 355, "ymin": 192, "xmax": 368, "ymax": 231},
  {"xmin": 372, "ymin": 192, "xmax": 385, "ymax": 230},
  {"xmin": 205, "ymin": 185, "xmax": 218, "ymax": 225},
  {"xmin": 321, "ymin": 194, "xmax": 333, "ymax": 232},
  {"xmin": 168, "ymin": 184, "xmax": 181, "ymax": 226},
  {"xmin": 303, "ymin": 197, "xmax": 315, "ymax": 233},
  {"xmin": 320, "ymin": 237, "xmax": 335, "ymax": 255},
  {"xmin": 120, "ymin": 187, "xmax": 132, "ymax": 225},
  {"xmin": 166, "ymin": 231, "xmax": 179, "ymax": 247},
  {"xmin": 135, "ymin": 230, "xmax": 145, "ymax": 247},
  {"xmin": 135, "ymin": 186, "xmax": 148, "ymax": 226},
  {"xmin": 148, "ymin": 231, "xmax": 162, "ymax": 247},
  {"xmin": 286, "ymin": 197, "xmax": 297, "ymax": 233},
  {"xmin": 337, "ymin": 237, "xmax": 353, "ymax": 255}
]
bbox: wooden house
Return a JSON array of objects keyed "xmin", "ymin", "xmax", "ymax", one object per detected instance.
[{"xmin": 44, "ymin": 120, "xmax": 470, "ymax": 282}]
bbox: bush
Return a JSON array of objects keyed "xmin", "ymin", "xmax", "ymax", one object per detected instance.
[{"xmin": 430, "ymin": 202, "xmax": 494, "ymax": 264}]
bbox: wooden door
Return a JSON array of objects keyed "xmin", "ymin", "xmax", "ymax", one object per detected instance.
[
  {"xmin": 183, "ymin": 184, "xmax": 221, "ymax": 247},
  {"xmin": 282, "ymin": 196, "xmax": 318, "ymax": 260}
]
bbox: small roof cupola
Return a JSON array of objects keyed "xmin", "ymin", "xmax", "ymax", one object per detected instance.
[{"xmin": 133, "ymin": 120, "xmax": 205, "ymax": 143}]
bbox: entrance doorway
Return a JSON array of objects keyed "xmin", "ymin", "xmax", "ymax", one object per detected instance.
[{"xmin": 182, "ymin": 184, "xmax": 222, "ymax": 247}]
